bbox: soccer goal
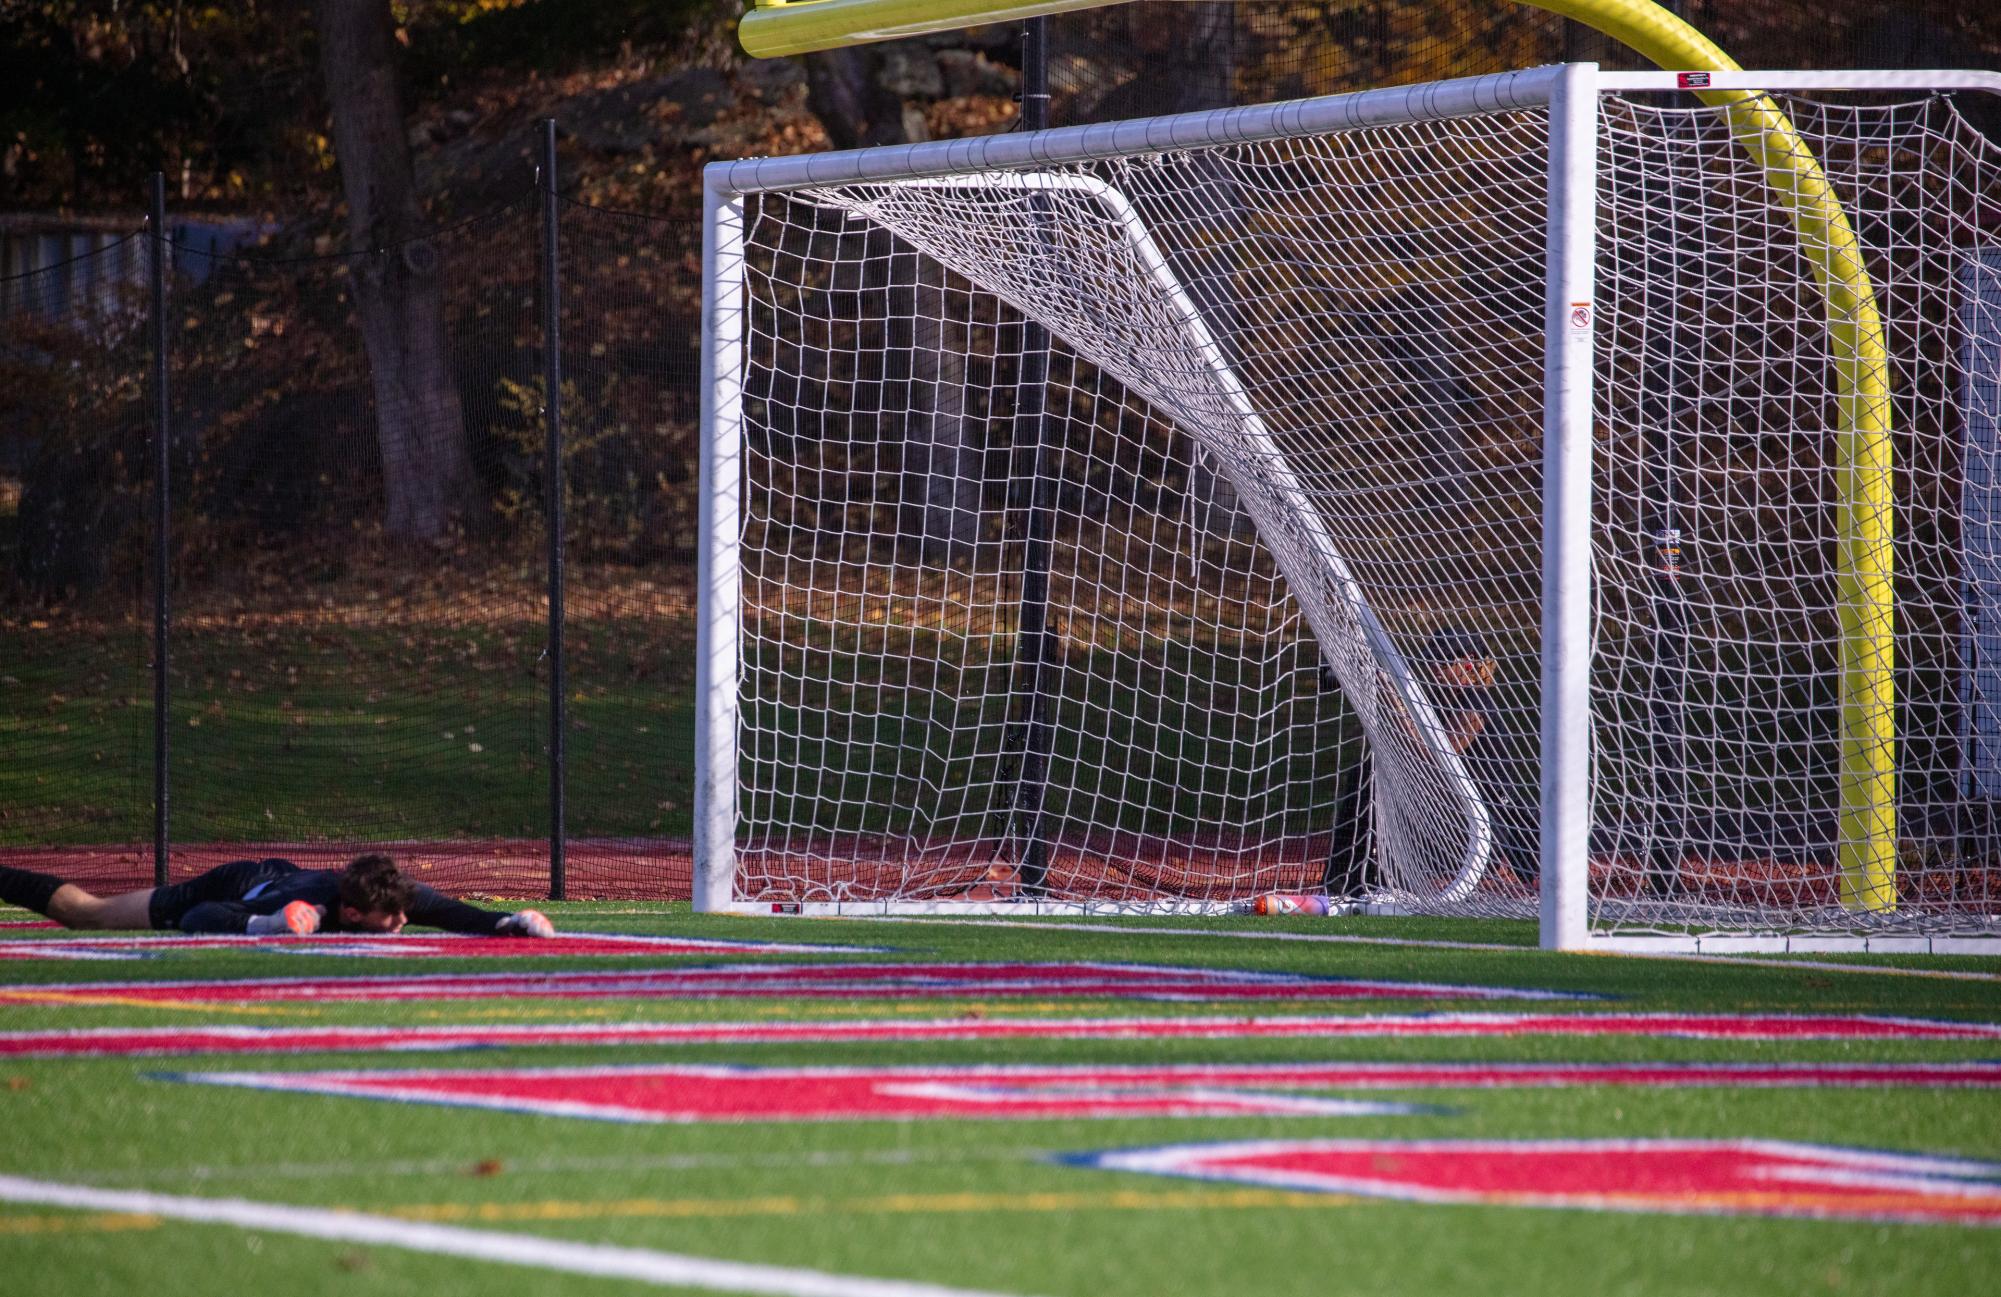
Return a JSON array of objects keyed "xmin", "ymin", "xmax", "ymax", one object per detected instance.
[{"xmin": 697, "ymin": 63, "xmax": 2001, "ymax": 953}]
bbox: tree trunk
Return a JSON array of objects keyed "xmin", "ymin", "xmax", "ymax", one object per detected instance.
[
  {"xmin": 1173, "ymin": 4, "xmax": 1252, "ymax": 542},
  {"xmin": 313, "ymin": 0, "xmax": 472, "ymax": 540},
  {"xmin": 801, "ymin": 47, "xmax": 913, "ymax": 152},
  {"xmin": 806, "ymin": 46, "xmax": 976, "ymax": 561},
  {"xmin": 910, "ymin": 260, "xmax": 979, "ymax": 562}
]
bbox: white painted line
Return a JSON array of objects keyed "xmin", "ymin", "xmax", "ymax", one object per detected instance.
[
  {"xmin": 864, "ymin": 917, "xmax": 1526, "ymax": 952},
  {"xmin": 862, "ymin": 919, "xmax": 2001, "ymax": 982},
  {"xmin": 0, "ymin": 1176, "xmax": 1035, "ymax": 1297}
]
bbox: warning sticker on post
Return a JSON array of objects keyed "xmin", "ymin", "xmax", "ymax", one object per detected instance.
[{"xmin": 1569, "ymin": 301, "xmax": 1593, "ymax": 333}]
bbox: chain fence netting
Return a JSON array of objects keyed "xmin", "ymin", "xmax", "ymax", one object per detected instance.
[
  {"xmin": 3, "ymin": 186, "xmax": 701, "ymax": 899},
  {"xmin": 1, "ymin": 234, "xmax": 156, "ymax": 889},
  {"xmin": 1042, "ymin": 1, "xmax": 1999, "ymax": 131}
]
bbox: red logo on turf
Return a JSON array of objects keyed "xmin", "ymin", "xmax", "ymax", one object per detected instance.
[
  {"xmin": 1078, "ymin": 1138, "xmax": 2001, "ymax": 1227},
  {"xmin": 10, "ymin": 1013, "xmax": 1995, "ymax": 1059},
  {"xmin": 14, "ymin": 962, "xmax": 1590, "ymax": 1004},
  {"xmin": 164, "ymin": 1062, "xmax": 2001, "ymax": 1125}
]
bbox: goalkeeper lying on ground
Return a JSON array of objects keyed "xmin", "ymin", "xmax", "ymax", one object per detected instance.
[
  {"xmin": 1321, "ymin": 628, "xmax": 1539, "ymax": 899},
  {"xmin": 0, "ymin": 853, "xmax": 554, "ymax": 937}
]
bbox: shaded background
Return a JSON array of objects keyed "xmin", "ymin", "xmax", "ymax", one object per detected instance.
[{"xmin": 3, "ymin": 0, "xmax": 1998, "ymax": 898}]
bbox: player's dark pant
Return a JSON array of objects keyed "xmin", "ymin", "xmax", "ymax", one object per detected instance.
[
  {"xmin": 1322, "ymin": 761, "xmax": 1371, "ymax": 895},
  {"xmin": 146, "ymin": 858, "xmax": 301, "ymax": 930}
]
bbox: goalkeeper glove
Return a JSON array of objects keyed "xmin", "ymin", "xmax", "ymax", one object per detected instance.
[
  {"xmin": 497, "ymin": 908, "xmax": 555, "ymax": 938},
  {"xmin": 248, "ymin": 901, "xmax": 323, "ymax": 936}
]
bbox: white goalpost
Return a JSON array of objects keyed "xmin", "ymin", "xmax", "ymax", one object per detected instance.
[{"xmin": 698, "ymin": 62, "xmax": 2001, "ymax": 953}]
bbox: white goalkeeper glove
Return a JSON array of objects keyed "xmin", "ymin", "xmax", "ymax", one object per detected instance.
[{"xmin": 496, "ymin": 909, "xmax": 555, "ymax": 938}]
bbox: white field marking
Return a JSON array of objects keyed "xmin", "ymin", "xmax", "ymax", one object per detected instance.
[
  {"xmin": 861, "ymin": 919, "xmax": 2001, "ymax": 982},
  {"xmin": 0, "ymin": 1176, "xmax": 1039, "ymax": 1297}
]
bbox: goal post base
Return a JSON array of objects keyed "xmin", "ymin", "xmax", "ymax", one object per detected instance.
[
  {"xmin": 717, "ymin": 899, "xmax": 1257, "ymax": 918},
  {"xmin": 1581, "ymin": 932, "xmax": 2001, "ymax": 956},
  {"xmin": 713, "ymin": 895, "xmax": 1426, "ymax": 920}
]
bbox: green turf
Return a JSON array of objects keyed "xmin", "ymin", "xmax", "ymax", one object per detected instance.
[
  {"xmin": 0, "ymin": 603, "xmax": 1355, "ymax": 847},
  {"xmin": 2, "ymin": 910, "xmax": 1998, "ymax": 1295},
  {"xmin": 0, "ymin": 616, "xmax": 703, "ymax": 846}
]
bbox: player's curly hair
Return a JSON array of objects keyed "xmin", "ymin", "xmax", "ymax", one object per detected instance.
[
  {"xmin": 1424, "ymin": 627, "xmax": 1492, "ymax": 669},
  {"xmin": 338, "ymin": 853, "xmax": 416, "ymax": 916}
]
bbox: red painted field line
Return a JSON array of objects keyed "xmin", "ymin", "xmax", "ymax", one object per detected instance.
[
  {"xmin": 3, "ymin": 1012, "xmax": 1997, "ymax": 1058},
  {"xmin": 172, "ymin": 1061, "xmax": 2001, "ymax": 1129}
]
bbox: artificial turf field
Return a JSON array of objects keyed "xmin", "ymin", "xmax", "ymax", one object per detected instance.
[{"xmin": 2, "ymin": 906, "xmax": 1998, "ymax": 1296}]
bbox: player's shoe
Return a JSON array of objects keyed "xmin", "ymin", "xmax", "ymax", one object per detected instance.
[
  {"xmin": 497, "ymin": 909, "xmax": 554, "ymax": 938},
  {"xmin": 281, "ymin": 899, "xmax": 322, "ymax": 936}
]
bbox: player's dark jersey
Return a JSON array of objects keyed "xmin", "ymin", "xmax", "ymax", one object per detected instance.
[{"xmin": 147, "ymin": 858, "xmax": 509, "ymax": 935}]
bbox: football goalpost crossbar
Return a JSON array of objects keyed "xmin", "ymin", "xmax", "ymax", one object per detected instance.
[{"xmin": 698, "ymin": 64, "xmax": 2001, "ymax": 953}]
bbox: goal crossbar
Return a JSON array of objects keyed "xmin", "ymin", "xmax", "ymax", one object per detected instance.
[{"xmin": 705, "ymin": 67, "xmax": 1568, "ymax": 197}]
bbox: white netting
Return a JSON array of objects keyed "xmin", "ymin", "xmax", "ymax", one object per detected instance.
[
  {"xmin": 736, "ymin": 217, "xmax": 1357, "ymax": 905},
  {"xmin": 1591, "ymin": 91, "xmax": 2001, "ymax": 939},
  {"xmin": 718, "ymin": 80, "xmax": 2001, "ymax": 938},
  {"xmin": 733, "ymin": 106, "xmax": 1550, "ymax": 911}
]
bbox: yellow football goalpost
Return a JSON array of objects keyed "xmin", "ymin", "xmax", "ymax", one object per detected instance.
[{"xmin": 731, "ymin": 0, "xmax": 1898, "ymax": 912}]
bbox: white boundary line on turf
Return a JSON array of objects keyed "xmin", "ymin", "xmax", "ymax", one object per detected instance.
[
  {"xmin": 863, "ymin": 919, "xmax": 2001, "ymax": 983},
  {"xmin": 0, "ymin": 1176, "xmax": 1036, "ymax": 1297}
]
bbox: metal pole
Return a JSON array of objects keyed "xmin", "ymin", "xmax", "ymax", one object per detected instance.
[
  {"xmin": 1006, "ymin": 16, "xmax": 1057, "ymax": 896},
  {"xmin": 148, "ymin": 173, "xmax": 171, "ymax": 889},
  {"xmin": 539, "ymin": 120, "xmax": 568, "ymax": 901},
  {"xmin": 1539, "ymin": 63, "xmax": 1599, "ymax": 951},
  {"xmin": 694, "ymin": 175, "xmax": 746, "ymax": 913}
]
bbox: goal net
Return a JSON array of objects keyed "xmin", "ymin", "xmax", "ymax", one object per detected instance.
[{"xmin": 699, "ymin": 65, "xmax": 2001, "ymax": 951}]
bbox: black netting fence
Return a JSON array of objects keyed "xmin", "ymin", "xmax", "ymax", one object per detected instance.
[
  {"xmin": 163, "ymin": 202, "xmax": 553, "ymax": 893},
  {"xmin": 1043, "ymin": 1, "xmax": 2000, "ymax": 130},
  {"xmin": 1045, "ymin": 0, "xmax": 1566, "ymax": 123},
  {"xmin": 555, "ymin": 200, "xmax": 704, "ymax": 895},
  {"xmin": 1, "ymin": 234, "xmax": 155, "ymax": 890},
  {"xmin": 2, "ymin": 164, "xmax": 699, "ymax": 899}
]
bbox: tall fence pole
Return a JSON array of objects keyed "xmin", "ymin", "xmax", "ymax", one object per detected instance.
[
  {"xmin": 1006, "ymin": 16, "xmax": 1057, "ymax": 897},
  {"xmin": 539, "ymin": 120, "xmax": 568, "ymax": 901},
  {"xmin": 147, "ymin": 173, "xmax": 171, "ymax": 888}
]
